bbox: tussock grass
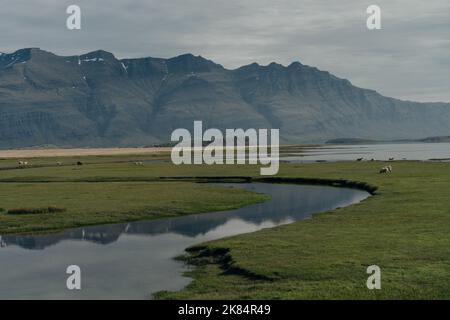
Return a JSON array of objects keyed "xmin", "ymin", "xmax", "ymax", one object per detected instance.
[{"xmin": 7, "ymin": 206, "xmax": 66, "ymax": 215}]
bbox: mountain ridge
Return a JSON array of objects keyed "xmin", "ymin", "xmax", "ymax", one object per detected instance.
[{"xmin": 0, "ymin": 48, "xmax": 449, "ymax": 148}]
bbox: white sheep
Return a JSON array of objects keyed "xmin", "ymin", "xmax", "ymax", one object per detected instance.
[{"xmin": 379, "ymin": 165, "xmax": 393, "ymax": 174}]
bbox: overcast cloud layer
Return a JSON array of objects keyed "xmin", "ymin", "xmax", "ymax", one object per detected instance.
[{"xmin": 1, "ymin": 0, "xmax": 449, "ymax": 102}]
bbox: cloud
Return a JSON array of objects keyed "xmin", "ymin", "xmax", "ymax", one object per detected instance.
[{"xmin": 1, "ymin": 0, "xmax": 449, "ymax": 102}]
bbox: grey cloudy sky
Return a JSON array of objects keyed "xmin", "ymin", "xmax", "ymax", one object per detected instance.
[{"xmin": 1, "ymin": 0, "xmax": 449, "ymax": 102}]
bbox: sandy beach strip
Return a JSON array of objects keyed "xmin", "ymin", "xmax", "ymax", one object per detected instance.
[{"xmin": 0, "ymin": 147, "xmax": 171, "ymax": 159}]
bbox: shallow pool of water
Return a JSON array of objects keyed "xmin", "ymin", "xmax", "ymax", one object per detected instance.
[{"xmin": 283, "ymin": 143, "xmax": 450, "ymax": 162}]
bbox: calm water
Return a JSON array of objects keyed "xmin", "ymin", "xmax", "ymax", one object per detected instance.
[
  {"xmin": 0, "ymin": 183, "xmax": 369, "ymax": 300},
  {"xmin": 282, "ymin": 143, "xmax": 450, "ymax": 162}
]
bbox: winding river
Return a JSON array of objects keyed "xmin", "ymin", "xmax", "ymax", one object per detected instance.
[{"xmin": 0, "ymin": 183, "xmax": 369, "ymax": 299}]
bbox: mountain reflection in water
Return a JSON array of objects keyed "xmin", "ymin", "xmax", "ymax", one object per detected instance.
[{"xmin": 1, "ymin": 183, "xmax": 368, "ymax": 250}]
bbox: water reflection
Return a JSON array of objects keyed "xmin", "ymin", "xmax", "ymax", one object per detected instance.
[
  {"xmin": 1, "ymin": 184, "xmax": 368, "ymax": 250},
  {"xmin": 0, "ymin": 183, "xmax": 369, "ymax": 299},
  {"xmin": 283, "ymin": 143, "xmax": 450, "ymax": 162}
]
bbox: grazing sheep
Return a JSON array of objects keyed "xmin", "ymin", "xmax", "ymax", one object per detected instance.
[
  {"xmin": 57, "ymin": 162, "xmax": 63, "ymax": 166},
  {"xmin": 379, "ymin": 165, "xmax": 393, "ymax": 174},
  {"xmin": 76, "ymin": 161, "xmax": 83, "ymax": 166},
  {"xmin": 356, "ymin": 158, "xmax": 363, "ymax": 162},
  {"xmin": 389, "ymin": 157, "xmax": 395, "ymax": 161},
  {"xmin": 134, "ymin": 161, "xmax": 144, "ymax": 166}
]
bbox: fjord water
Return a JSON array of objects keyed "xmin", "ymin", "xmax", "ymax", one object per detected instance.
[
  {"xmin": 283, "ymin": 143, "xmax": 450, "ymax": 162},
  {"xmin": 0, "ymin": 183, "xmax": 369, "ymax": 299}
]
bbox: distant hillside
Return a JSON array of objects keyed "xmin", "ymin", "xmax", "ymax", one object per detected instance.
[
  {"xmin": 1, "ymin": 48, "xmax": 450, "ymax": 148},
  {"xmin": 419, "ymin": 136, "xmax": 450, "ymax": 143},
  {"xmin": 327, "ymin": 136, "xmax": 450, "ymax": 144},
  {"xmin": 325, "ymin": 138, "xmax": 378, "ymax": 145}
]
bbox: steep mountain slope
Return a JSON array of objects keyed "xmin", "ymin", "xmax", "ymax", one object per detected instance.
[{"xmin": 0, "ymin": 48, "xmax": 449, "ymax": 148}]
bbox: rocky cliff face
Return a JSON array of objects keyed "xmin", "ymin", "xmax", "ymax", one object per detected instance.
[{"xmin": 0, "ymin": 48, "xmax": 449, "ymax": 148}]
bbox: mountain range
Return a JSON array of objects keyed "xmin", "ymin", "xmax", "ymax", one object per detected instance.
[{"xmin": 0, "ymin": 48, "xmax": 449, "ymax": 148}]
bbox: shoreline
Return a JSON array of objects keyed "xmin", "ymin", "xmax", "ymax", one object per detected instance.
[
  {"xmin": 0, "ymin": 144, "xmax": 317, "ymax": 159},
  {"xmin": 0, "ymin": 147, "xmax": 171, "ymax": 159}
]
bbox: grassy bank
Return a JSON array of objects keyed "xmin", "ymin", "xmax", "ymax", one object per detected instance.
[
  {"xmin": 0, "ymin": 180, "xmax": 268, "ymax": 235},
  {"xmin": 157, "ymin": 161, "xmax": 450, "ymax": 299}
]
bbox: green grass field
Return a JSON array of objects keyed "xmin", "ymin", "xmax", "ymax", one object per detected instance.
[
  {"xmin": 0, "ymin": 181, "xmax": 269, "ymax": 234},
  {"xmin": 0, "ymin": 154, "xmax": 449, "ymax": 299},
  {"xmin": 159, "ymin": 161, "xmax": 450, "ymax": 299}
]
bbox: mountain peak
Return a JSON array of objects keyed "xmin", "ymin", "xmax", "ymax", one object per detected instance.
[
  {"xmin": 171, "ymin": 53, "xmax": 196, "ymax": 59},
  {"xmin": 0, "ymin": 48, "xmax": 39, "ymax": 68},
  {"xmin": 166, "ymin": 53, "xmax": 224, "ymax": 73},
  {"xmin": 80, "ymin": 50, "xmax": 116, "ymax": 61},
  {"xmin": 288, "ymin": 61, "xmax": 303, "ymax": 68},
  {"xmin": 268, "ymin": 62, "xmax": 283, "ymax": 67},
  {"xmin": 235, "ymin": 62, "xmax": 261, "ymax": 72},
  {"xmin": 264, "ymin": 62, "xmax": 286, "ymax": 70},
  {"xmin": 0, "ymin": 48, "xmax": 60, "ymax": 68}
]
